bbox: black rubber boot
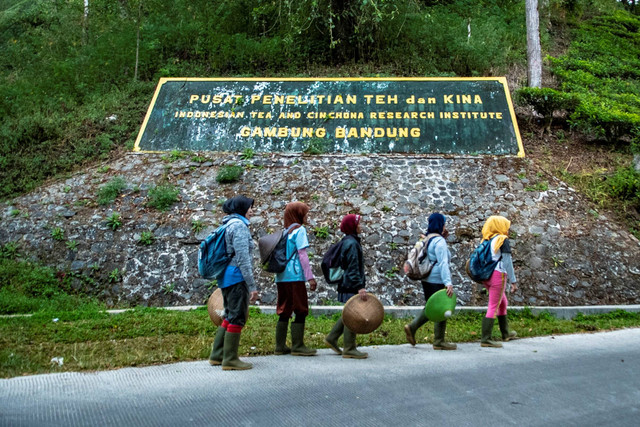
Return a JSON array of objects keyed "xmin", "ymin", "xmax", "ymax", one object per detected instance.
[
  {"xmin": 274, "ymin": 321, "xmax": 291, "ymax": 355},
  {"xmin": 481, "ymin": 317, "xmax": 503, "ymax": 348},
  {"xmin": 290, "ymin": 322, "xmax": 317, "ymax": 356},
  {"xmin": 342, "ymin": 327, "xmax": 368, "ymax": 359},
  {"xmin": 404, "ymin": 311, "xmax": 428, "ymax": 346},
  {"xmin": 208, "ymin": 326, "xmax": 226, "ymax": 366},
  {"xmin": 324, "ymin": 317, "xmax": 344, "ymax": 354},
  {"xmin": 497, "ymin": 315, "xmax": 518, "ymax": 341},
  {"xmin": 433, "ymin": 321, "xmax": 457, "ymax": 350},
  {"xmin": 222, "ymin": 332, "xmax": 253, "ymax": 370}
]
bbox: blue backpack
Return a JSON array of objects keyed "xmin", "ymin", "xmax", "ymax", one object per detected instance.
[
  {"xmin": 197, "ymin": 219, "xmax": 241, "ymax": 280},
  {"xmin": 467, "ymin": 237, "xmax": 502, "ymax": 282}
]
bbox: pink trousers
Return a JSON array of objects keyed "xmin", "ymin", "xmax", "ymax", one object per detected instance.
[{"xmin": 483, "ymin": 270, "xmax": 508, "ymax": 318}]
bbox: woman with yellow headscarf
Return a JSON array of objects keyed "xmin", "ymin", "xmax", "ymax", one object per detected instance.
[{"xmin": 479, "ymin": 216, "xmax": 518, "ymax": 348}]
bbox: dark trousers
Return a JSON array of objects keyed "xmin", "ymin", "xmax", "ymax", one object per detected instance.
[
  {"xmin": 222, "ymin": 282, "xmax": 249, "ymax": 327},
  {"xmin": 422, "ymin": 282, "xmax": 445, "ymax": 303}
]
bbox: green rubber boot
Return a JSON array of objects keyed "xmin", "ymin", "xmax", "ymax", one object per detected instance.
[
  {"xmin": 433, "ymin": 320, "xmax": 457, "ymax": 350},
  {"xmin": 498, "ymin": 315, "xmax": 518, "ymax": 341},
  {"xmin": 208, "ymin": 326, "xmax": 226, "ymax": 366},
  {"xmin": 404, "ymin": 311, "xmax": 428, "ymax": 346},
  {"xmin": 481, "ymin": 317, "xmax": 503, "ymax": 348},
  {"xmin": 222, "ymin": 332, "xmax": 253, "ymax": 370},
  {"xmin": 290, "ymin": 322, "xmax": 317, "ymax": 356},
  {"xmin": 324, "ymin": 317, "xmax": 344, "ymax": 354},
  {"xmin": 342, "ymin": 327, "xmax": 368, "ymax": 359},
  {"xmin": 274, "ymin": 321, "xmax": 291, "ymax": 355}
]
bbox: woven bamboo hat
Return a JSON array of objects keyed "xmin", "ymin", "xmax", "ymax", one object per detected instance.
[
  {"xmin": 207, "ymin": 288, "xmax": 225, "ymax": 326},
  {"xmin": 342, "ymin": 293, "xmax": 384, "ymax": 334},
  {"xmin": 424, "ymin": 289, "xmax": 457, "ymax": 322}
]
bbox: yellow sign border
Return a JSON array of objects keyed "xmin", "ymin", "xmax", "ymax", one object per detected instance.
[{"xmin": 134, "ymin": 77, "xmax": 524, "ymax": 158}]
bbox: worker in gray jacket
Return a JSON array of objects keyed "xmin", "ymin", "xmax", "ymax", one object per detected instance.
[{"xmin": 208, "ymin": 195, "xmax": 259, "ymax": 370}]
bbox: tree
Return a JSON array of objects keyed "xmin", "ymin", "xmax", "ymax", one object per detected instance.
[{"xmin": 526, "ymin": 0, "xmax": 542, "ymax": 88}]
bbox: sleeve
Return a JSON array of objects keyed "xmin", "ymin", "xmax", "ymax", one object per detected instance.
[
  {"xmin": 293, "ymin": 227, "xmax": 309, "ymax": 250},
  {"xmin": 434, "ymin": 238, "xmax": 452, "ymax": 287},
  {"xmin": 231, "ymin": 224, "xmax": 257, "ymax": 292},
  {"xmin": 501, "ymin": 252, "xmax": 517, "ymax": 284},
  {"xmin": 500, "ymin": 239, "xmax": 516, "ymax": 283},
  {"xmin": 297, "ymin": 248, "xmax": 314, "ymax": 281},
  {"xmin": 342, "ymin": 241, "xmax": 364, "ymax": 290}
]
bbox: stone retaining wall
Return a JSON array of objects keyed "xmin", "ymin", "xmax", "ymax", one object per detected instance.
[{"xmin": 1, "ymin": 152, "xmax": 639, "ymax": 307}]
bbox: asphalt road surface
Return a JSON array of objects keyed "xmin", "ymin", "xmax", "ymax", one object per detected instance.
[{"xmin": 2, "ymin": 328, "xmax": 639, "ymax": 427}]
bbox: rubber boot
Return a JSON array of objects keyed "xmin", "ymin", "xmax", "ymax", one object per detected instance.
[
  {"xmin": 481, "ymin": 317, "xmax": 503, "ymax": 348},
  {"xmin": 208, "ymin": 326, "xmax": 226, "ymax": 366},
  {"xmin": 342, "ymin": 327, "xmax": 368, "ymax": 359},
  {"xmin": 222, "ymin": 332, "xmax": 253, "ymax": 370},
  {"xmin": 498, "ymin": 315, "xmax": 518, "ymax": 341},
  {"xmin": 324, "ymin": 317, "xmax": 344, "ymax": 354},
  {"xmin": 404, "ymin": 311, "xmax": 428, "ymax": 346},
  {"xmin": 433, "ymin": 321, "xmax": 457, "ymax": 350},
  {"xmin": 274, "ymin": 321, "xmax": 291, "ymax": 355},
  {"xmin": 290, "ymin": 322, "xmax": 317, "ymax": 356}
]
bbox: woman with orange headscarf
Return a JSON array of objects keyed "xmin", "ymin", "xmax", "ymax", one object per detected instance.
[
  {"xmin": 480, "ymin": 215, "xmax": 518, "ymax": 348},
  {"xmin": 274, "ymin": 202, "xmax": 317, "ymax": 356}
]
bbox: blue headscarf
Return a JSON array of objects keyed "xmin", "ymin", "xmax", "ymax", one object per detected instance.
[{"xmin": 426, "ymin": 213, "xmax": 446, "ymax": 235}]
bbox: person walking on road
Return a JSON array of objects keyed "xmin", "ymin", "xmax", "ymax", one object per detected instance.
[
  {"xmin": 403, "ymin": 212, "xmax": 457, "ymax": 350},
  {"xmin": 479, "ymin": 215, "xmax": 518, "ymax": 348},
  {"xmin": 274, "ymin": 202, "xmax": 318, "ymax": 356},
  {"xmin": 208, "ymin": 195, "xmax": 259, "ymax": 370},
  {"xmin": 324, "ymin": 214, "xmax": 370, "ymax": 359}
]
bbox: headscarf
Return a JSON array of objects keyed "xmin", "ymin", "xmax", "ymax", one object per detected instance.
[
  {"xmin": 340, "ymin": 214, "xmax": 361, "ymax": 236},
  {"xmin": 481, "ymin": 215, "xmax": 511, "ymax": 252},
  {"xmin": 222, "ymin": 195, "xmax": 254, "ymax": 218},
  {"xmin": 283, "ymin": 201, "xmax": 310, "ymax": 234},
  {"xmin": 426, "ymin": 213, "xmax": 446, "ymax": 235}
]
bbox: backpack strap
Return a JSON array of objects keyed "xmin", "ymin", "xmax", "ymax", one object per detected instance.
[
  {"xmin": 283, "ymin": 223, "xmax": 301, "ymax": 263},
  {"xmin": 418, "ymin": 233, "xmax": 441, "ymax": 263},
  {"xmin": 223, "ymin": 218, "xmax": 245, "ymax": 258}
]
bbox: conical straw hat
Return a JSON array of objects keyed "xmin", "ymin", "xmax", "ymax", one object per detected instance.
[
  {"xmin": 207, "ymin": 288, "xmax": 225, "ymax": 326},
  {"xmin": 342, "ymin": 293, "xmax": 384, "ymax": 334},
  {"xmin": 424, "ymin": 289, "xmax": 457, "ymax": 322}
]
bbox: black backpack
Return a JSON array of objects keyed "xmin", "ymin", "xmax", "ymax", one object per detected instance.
[
  {"xmin": 321, "ymin": 236, "xmax": 351, "ymax": 285},
  {"xmin": 258, "ymin": 224, "xmax": 299, "ymax": 273}
]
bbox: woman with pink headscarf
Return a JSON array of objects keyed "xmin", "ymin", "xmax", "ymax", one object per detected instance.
[{"xmin": 324, "ymin": 214, "xmax": 369, "ymax": 359}]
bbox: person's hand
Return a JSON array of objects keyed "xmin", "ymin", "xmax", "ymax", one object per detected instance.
[
  {"xmin": 510, "ymin": 283, "xmax": 517, "ymax": 293},
  {"xmin": 308, "ymin": 278, "xmax": 317, "ymax": 292},
  {"xmin": 358, "ymin": 288, "xmax": 368, "ymax": 301},
  {"xmin": 442, "ymin": 228, "xmax": 449, "ymax": 239},
  {"xmin": 250, "ymin": 291, "xmax": 259, "ymax": 303},
  {"xmin": 446, "ymin": 285, "xmax": 454, "ymax": 297}
]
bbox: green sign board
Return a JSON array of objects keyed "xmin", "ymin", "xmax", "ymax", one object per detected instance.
[{"xmin": 134, "ymin": 78, "xmax": 524, "ymax": 156}]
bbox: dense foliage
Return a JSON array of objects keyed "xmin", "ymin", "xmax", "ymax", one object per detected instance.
[{"xmin": 0, "ymin": 0, "xmax": 637, "ymax": 204}]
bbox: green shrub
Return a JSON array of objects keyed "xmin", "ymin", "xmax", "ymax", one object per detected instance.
[
  {"xmin": 0, "ymin": 259, "xmax": 97, "ymax": 314},
  {"xmin": 138, "ymin": 231, "xmax": 155, "ymax": 246},
  {"xmin": 549, "ymin": 10, "xmax": 640, "ymax": 143},
  {"xmin": 608, "ymin": 167, "xmax": 640, "ymax": 207},
  {"xmin": 97, "ymin": 177, "xmax": 127, "ymax": 206},
  {"xmin": 516, "ymin": 87, "xmax": 578, "ymax": 121},
  {"xmin": 50, "ymin": 227, "xmax": 65, "ymax": 241},
  {"xmin": 147, "ymin": 184, "xmax": 180, "ymax": 211},
  {"xmin": 216, "ymin": 165, "xmax": 244, "ymax": 183},
  {"xmin": 304, "ymin": 138, "xmax": 329, "ymax": 155},
  {"xmin": 105, "ymin": 213, "xmax": 122, "ymax": 231}
]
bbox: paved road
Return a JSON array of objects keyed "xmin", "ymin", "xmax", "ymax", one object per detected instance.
[{"xmin": 2, "ymin": 329, "xmax": 639, "ymax": 427}]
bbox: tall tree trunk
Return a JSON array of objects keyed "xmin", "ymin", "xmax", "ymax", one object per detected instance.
[
  {"xmin": 82, "ymin": 0, "xmax": 89, "ymax": 45},
  {"xmin": 134, "ymin": 1, "xmax": 142, "ymax": 81},
  {"xmin": 526, "ymin": 0, "xmax": 542, "ymax": 88}
]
